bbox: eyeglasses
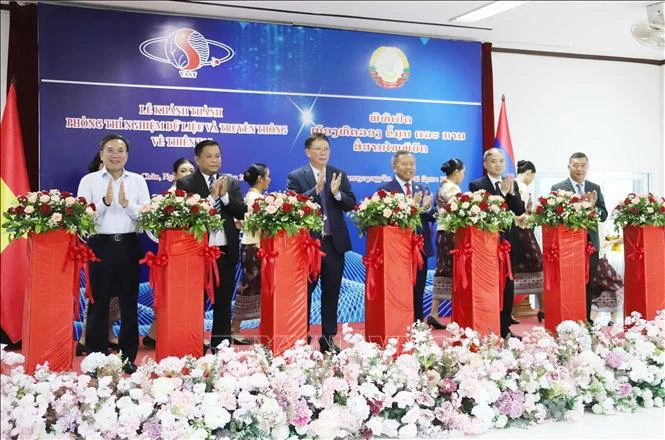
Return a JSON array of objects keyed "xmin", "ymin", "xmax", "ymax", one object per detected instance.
[
  {"xmin": 103, "ymin": 149, "xmax": 127, "ymax": 156},
  {"xmin": 309, "ymin": 147, "xmax": 330, "ymax": 152}
]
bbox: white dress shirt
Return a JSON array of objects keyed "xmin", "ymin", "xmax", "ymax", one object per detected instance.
[
  {"xmin": 569, "ymin": 178, "xmax": 586, "ymax": 196},
  {"xmin": 395, "ymin": 176, "xmax": 413, "ymax": 196},
  {"xmin": 488, "ymin": 175, "xmax": 505, "ymax": 196},
  {"xmin": 77, "ymin": 168, "xmax": 150, "ymax": 234},
  {"xmin": 200, "ymin": 171, "xmax": 230, "ymax": 246},
  {"xmin": 310, "ymin": 165, "xmax": 342, "ymax": 201}
]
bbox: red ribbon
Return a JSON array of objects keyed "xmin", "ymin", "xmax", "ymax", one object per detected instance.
[
  {"xmin": 450, "ymin": 236, "xmax": 473, "ymax": 293},
  {"xmin": 411, "ymin": 234, "xmax": 425, "ymax": 287},
  {"xmin": 258, "ymin": 242, "xmax": 279, "ymax": 297},
  {"xmin": 139, "ymin": 251, "xmax": 168, "ymax": 309},
  {"xmin": 302, "ymin": 231, "xmax": 326, "ymax": 282},
  {"xmin": 585, "ymin": 242, "xmax": 596, "ymax": 284},
  {"xmin": 200, "ymin": 245, "xmax": 222, "ymax": 304},
  {"xmin": 543, "ymin": 242, "xmax": 560, "ymax": 291},
  {"xmin": 362, "ymin": 247, "xmax": 383, "ymax": 301},
  {"xmin": 625, "ymin": 228, "xmax": 644, "ymax": 280},
  {"xmin": 497, "ymin": 240, "xmax": 513, "ymax": 310},
  {"xmin": 65, "ymin": 237, "xmax": 100, "ymax": 320}
]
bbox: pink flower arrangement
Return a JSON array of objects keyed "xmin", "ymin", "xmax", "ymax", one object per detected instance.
[
  {"xmin": 350, "ymin": 189, "xmax": 421, "ymax": 235},
  {"xmin": 613, "ymin": 192, "xmax": 665, "ymax": 230},
  {"xmin": 243, "ymin": 191, "xmax": 323, "ymax": 237},
  {"xmin": 531, "ymin": 189, "xmax": 598, "ymax": 231}
]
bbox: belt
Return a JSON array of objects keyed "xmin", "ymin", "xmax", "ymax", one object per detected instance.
[{"xmin": 93, "ymin": 233, "xmax": 138, "ymax": 242}]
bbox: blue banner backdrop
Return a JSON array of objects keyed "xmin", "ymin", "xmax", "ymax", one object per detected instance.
[{"xmin": 39, "ymin": 4, "xmax": 482, "ymax": 329}]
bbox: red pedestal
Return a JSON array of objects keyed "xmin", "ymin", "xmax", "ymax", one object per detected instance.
[
  {"xmin": 23, "ymin": 229, "xmax": 76, "ymax": 374},
  {"xmin": 451, "ymin": 227, "xmax": 500, "ymax": 336},
  {"xmin": 364, "ymin": 226, "xmax": 415, "ymax": 347},
  {"xmin": 623, "ymin": 225, "xmax": 665, "ymax": 321},
  {"xmin": 154, "ymin": 230, "xmax": 206, "ymax": 361},
  {"xmin": 259, "ymin": 230, "xmax": 308, "ymax": 356},
  {"xmin": 542, "ymin": 225, "xmax": 587, "ymax": 333}
]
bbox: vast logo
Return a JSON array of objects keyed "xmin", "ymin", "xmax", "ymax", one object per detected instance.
[{"xmin": 139, "ymin": 28, "xmax": 234, "ymax": 78}]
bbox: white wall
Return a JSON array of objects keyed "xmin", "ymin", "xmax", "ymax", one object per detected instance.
[
  {"xmin": 0, "ymin": 9, "xmax": 9, "ymax": 118},
  {"xmin": 492, "ymin": 52, "xmax": 665, "ymax": 197}
]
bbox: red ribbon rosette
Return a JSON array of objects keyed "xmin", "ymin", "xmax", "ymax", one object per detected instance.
[
  {"xmin": 450, "ymin": 237, "xmax": 473, "ymax": 293},
  {"xmin": 497, "ymin": 239, "xmax": 513, "ymax": 309},
  {"xmin": 199, "ymin": 245, "xmax": 222, "ymax": 304},
  {"xmin": 543, "ymin": 242, "xmax": 560, "ymax": 290},
  {"xmin": 362, "ymin": 247, "xmax": 384, "ymax": 301},
  {"xmin": 585, "ymin": 242, "xmax": 596, "ymax": 284},
  {"xmin": 625, "ymin": 228, "xmax": 644, "ymax": 280},
  {"xmin": 302, "ymin": 231, "xmax": 326, "ymax": 282},
  {"xmin": 139, "ymin": 251, "xmax": 168, "ymax": 309},
  {"xmin": 65, "ymin": 236, "xmax": 100, "ymax": 319},
  {"xmin": 411, "ymin": 234, "xmax": 425, "ymax": 287},
  {"xmin": 258, "ymin": 242, "xmax": 279, "ymax": 297}
]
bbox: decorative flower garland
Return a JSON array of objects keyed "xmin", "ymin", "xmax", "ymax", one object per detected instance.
[{"xmin": 2, "ymin": 311, "xmax": 663, "ymax": 439}]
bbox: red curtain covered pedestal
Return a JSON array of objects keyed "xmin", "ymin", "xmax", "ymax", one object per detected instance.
[
  {"xmin": 623, "ymin": 225, "xmax": 665, "ymax": 320},
  {"xmin": 154, "ymin": 230, "xmax": 206, "ymax": 362},
  {"xmin": 542, "ymin": 225, "xmax": 587, "ymax": 333},
  {"xmin": 259, "ymin": 231, "xmax": 308, "ymax": 356},
  {"xmin": 364, "ymin": 226, "xmax": 414, "ymax": 347},
  {"xmin": 451, "ymin": 227, "xmax": 500, "ymax": 336},
  {"xmin": 23, "ymin": 229, "xmax": 76, "ymax": 374}
]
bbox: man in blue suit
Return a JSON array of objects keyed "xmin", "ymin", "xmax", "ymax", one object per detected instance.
[
  {"xmin": 378, "ymin": 151, "xmax": 436, "ymax": 324},
  {"xmin": 287, "ymin": 133, "xmax": 356, "ymax": 353}
]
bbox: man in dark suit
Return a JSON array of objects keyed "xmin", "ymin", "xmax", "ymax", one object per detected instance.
[
  {"xmin": 551, "ymin": 152, "xmax": 608, "ymax": 324},
  {"xmin": 177, "ymin": 139, "xmax": 247, "ymax": 351},
  {"xmin": 378, "ymin": 151, "xmax": 436, "ymax": 325},
  {"xmin": 287, "ymin": 133, "xmax": 356, "ymax": 353},
  {"xmin": 469, "ymin": 147, "xmax": 526, "ymax": 340}
]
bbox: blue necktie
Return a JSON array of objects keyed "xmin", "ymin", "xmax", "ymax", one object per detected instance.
[
  {"xmin": 208, "ymin": 175, "xmax": 221, "ymax": 211},
  {"xmin": 576, "ymin": 183, "xmax": 584, "ymax": 196},
  {"xmin": 319, "ymin": 173, "xmax": 331, "ymax": 235}
]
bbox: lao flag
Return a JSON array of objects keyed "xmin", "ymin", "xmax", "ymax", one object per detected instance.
[{"xmin": 493, "ymin": 96, "xmax": 516, "ymax": 176}]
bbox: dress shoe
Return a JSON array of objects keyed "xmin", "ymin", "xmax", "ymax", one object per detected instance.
[
  {"xmin": 510, "ymin": 317, "xmax": 521, "ymax": 325},
  {"xmin": 307, "ymin": 335, "xmax": 312, "ymax": 345},
  {"xmin": 319, "ymin": 336, "xmax": 341, "ymax": 354},
  {"xmin": 501, "ymin": 331, "xmax": 522, "ymax": 341},
  {"xmin": 232, "ymin": 336, "xmax": 252, "ymax": 346},
  {"xmin": 142, "ymin": 336, "xmax": 156, "ymax": 348},
  {"xmin": 537, "ymin": 311, "xmax": 545, "ymax": 323},
  {"xmin": 108, "ymin": 342, "xmax": 120, "ymax": 352},
  {"xmin": 607, "ymin": 320, "xmax": 615, "ymax": 327},
  {"xmin": 426, "ymin": 315, "xmax": 446, "ymax": 330},
  {"xmin": 123, "ymin": 361, "xmax": 137, "ymax": 374},
  {"xmin": 75, "ymin": 342, "xmax": 87, "ymax": 357}
]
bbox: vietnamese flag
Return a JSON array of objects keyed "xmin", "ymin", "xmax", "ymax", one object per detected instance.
[
  {"xmin": 493, "ymin": 95, "xmax": 517, "ymax": 176},
  {"xmin": 1, "ymin": 83, "xmax": 30, "ymax": 343}
]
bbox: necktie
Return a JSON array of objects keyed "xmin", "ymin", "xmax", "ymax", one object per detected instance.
[
  {"xmin": 319, "ymin": 172, "xmax": 331, "ymax": 235},
  {"xmin": 576, "ymin": 183, "xmax": 584, "ymax": 196},
  {"xmin": 494, "ymin": 180, "xmax": 502, "ymax": 195},
  {"xmin": 405, "ymin": 182, "xmax": 412, "ymax": 196},
  {"xmin": 208, "ymin": 175, "xmax": 221, "ymax": 211}
]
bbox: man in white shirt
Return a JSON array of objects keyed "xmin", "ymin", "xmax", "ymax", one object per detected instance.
[
  {"xmin": 77, "ymin": 134, "xmax": 150, "ymax": 374},
  {"xmin": 176, "ymin": 139, "xmax": 247, "ymax": 352}
]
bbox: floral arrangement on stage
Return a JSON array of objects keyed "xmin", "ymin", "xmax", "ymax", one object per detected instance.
[
  {"xmin": 350, "ymin": 189, "xmax": 422, "ymax": 235},
  {"xmin": 531, "ymin": 189, "xmax": 599, "ymax": 231},
  {"xmin": 137, "ymin": 189, "xmax": 223, "ymax": 241},
  {"xmin": 2, "ymin": 189, "xmax": 97, "ymax": 241},
  {"xmin": 612, "ymin": 192, "xmax": 665, "ymax": 230},
  {"xmin": 243, "ymin": 190, "xmax": 323, "ymax": 237},
  {"xmin": 437, "ymin": 189, "xmax": 514, "ymax": 233},
  {"xmin": 3, "ymin": 311, "xmax": 663, "ymax": 439}
]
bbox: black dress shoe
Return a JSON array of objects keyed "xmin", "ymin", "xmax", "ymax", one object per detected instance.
[
  {"xmin": 319, "ymin": 336, "xmax": 341, "ymax": 354},
  {"xmin": 75, "ymin": 342, "xmax": 87, "ymax": 357},
  {"xmin": 510, "ymin": 317, "xmax": 521, "ymax": 325},
  {"xmin": 307, "ymin": 335, "xmax": 312, "ymax": 345},
  {"xmin": 426, "ymin": 315, "xmax": 446, "ymax": 330},
  {"xmin": 501, "ymin": 331, "xmax": 522, "ymax": 341},
  {"xmin": 537, "ymin": 311, "xmax": 545, "ymax": 323},
  {"xmin": 232, "ymin": 337, "xmax": 252, "ymax": 346},
  {"xmin": 123, "ymin": 361, "xmax": 137, "ymax": 374},
  {"xmin": 108, "ymin": 342, "xmax": 120, "ymax": 352},
  {"xmin": 142, "ymin": 336, "xmax": 156, "ymax": 348}
]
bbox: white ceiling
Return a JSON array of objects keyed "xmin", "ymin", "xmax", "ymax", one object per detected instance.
[{"xmin": 56, "ymin": 1, "xmax": 665, "ymax": 60}]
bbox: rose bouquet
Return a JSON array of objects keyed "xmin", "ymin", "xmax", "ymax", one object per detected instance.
[
  {"xmin": 243, "ymin": 191, "xmax": 323, "ymax": 237},
  {"xmin": 350, "ymin": 189, "xmax": 421, "ymax": 235},
  {"xmin": 612, "ymin": 192, "xmax": 665, "ymax": 231},
  {"xmin": 437, "ymin": 189, "xmax": 514, "ymax": 233},
  {"xmin": 137, "ymin": 189, "xmax": 223, "ymax": 241},
  {"xmin": 531, "ymin": 189, "xmax": 598, "ymax": 231},
  {"xmin": 2, "ymin": 189, "xmax": 97, "ymax": 240}
]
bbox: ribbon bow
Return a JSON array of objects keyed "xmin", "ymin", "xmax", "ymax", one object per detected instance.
[
  {"xmin": 411, "ymin": 234, "xmax": 425, "ymax": 287},
  {"xmin": 258, "ymin": 244, "xmax": 279, "ymax": 297},
  {"xmin": 362, "ymin": 248, "xmax": 384, "ymax": 301},
  {"xmin": 584, "ymin": 242, "xmax": 596, "ymax": 284},
  {"xmin": 140, "ymin": 251, "xmax": 168, "ymax": 309},
  {"xmin": 65, "ymin": 237, "xmax": 100, "ymax": 320},
  {"xmin": 624, "ymin": 227, "xmax": 645, "ymax": 280},
  {"xmin": 200, "ymin": 245, "xmax": 222, "ymax": 304},
  {"xmin": 303, "ymin": 232, "xmax": 326, "ymax": 282},
  {"xmin": 543, "ymin": 242, "xmax": 560, "ymax": 290},
  {"xmin": 497, "ymin": 240, "xmax": 513, "ymax": 310},
  {"xmin": 450, "ymin": 240, "xmax": 473, "ymax": 293}
]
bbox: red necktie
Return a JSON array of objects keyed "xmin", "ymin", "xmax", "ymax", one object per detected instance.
[{"xmin": 405, "ymin": 182, "xmax": 412, "ymax": 196}]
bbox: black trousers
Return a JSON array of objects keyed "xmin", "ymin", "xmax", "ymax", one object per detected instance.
[
  {"xmin": 586, "ymin": 251, "xmax": 600, "ymax": 322},
  {"xmin": 413, "ymin": 255, "xmax": 429, "ymax": 323},
  {"xmin": 307, "ymin": 236, "xmax": 344, "ymax": 338},
  {"xmin": 86, "ymin": 233, "xmax": 141, "ymax": 361},
  {"xmin": 210, "ymin": 245, "xmax": 236, "ymax": 346},
  {"xmin": 500, "ymin": 279, "xmax": 515, "ymax": 336}
]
